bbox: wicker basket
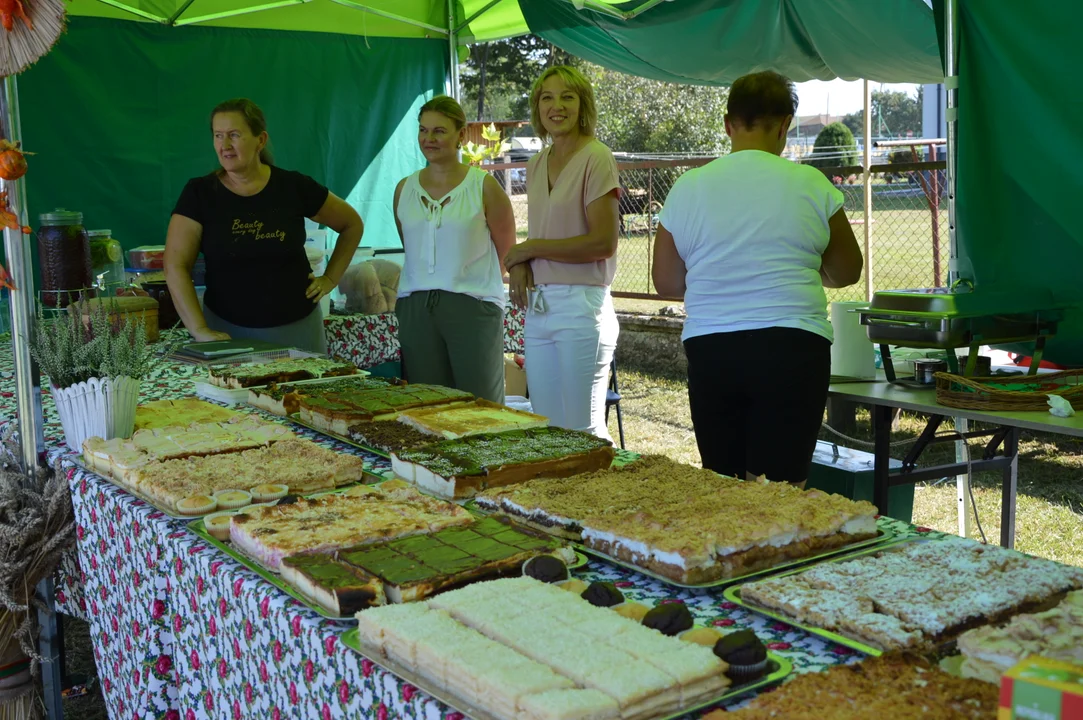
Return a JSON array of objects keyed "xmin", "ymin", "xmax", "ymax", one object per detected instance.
[{"xmin": 934, "ymin": 369, "xmax": 1083, "ymax": 411}]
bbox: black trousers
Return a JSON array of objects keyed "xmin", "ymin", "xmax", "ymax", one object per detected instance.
[{"xmin": 684, "ymin": 327, "xmax": 830, "ymax": 484}]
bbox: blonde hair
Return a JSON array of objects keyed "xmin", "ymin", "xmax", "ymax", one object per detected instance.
[
  {"xmin": 530, "ymin": 66, "xmax": 597, "ymax": 143},
  {"xmin": 419, "ymin": 95, "xmax": 467, "ymax": 131}
]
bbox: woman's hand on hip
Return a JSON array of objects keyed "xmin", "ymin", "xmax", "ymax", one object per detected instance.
[
  {"xmin": 508, "ymin": 263, "xmax": 534, "ymax": 309},
  {"xmin": 190, "ymin": 326, "xmax": 231, "ymax": 342},
  {"xmin": 306, "ymin": 273, "xmax": 336, "ymax": 303}
]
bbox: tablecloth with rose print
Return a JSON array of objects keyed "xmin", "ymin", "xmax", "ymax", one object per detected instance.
[
  {"xmin": 324, "ymin": 307, "xmax": 525, "ymax": 369},
  {"xmin": 1, "ymin": 343, "xmax": 949, "ymax": 720}
]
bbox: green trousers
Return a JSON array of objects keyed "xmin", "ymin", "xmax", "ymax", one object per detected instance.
[{"xmin": 396, "ymin": 290, "xmax": 505, "ymax": 404}]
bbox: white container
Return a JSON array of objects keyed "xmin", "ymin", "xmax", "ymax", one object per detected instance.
[
  {"xmin": 830, "ymin": 301, "xmax": 876, "ymax": 380},
  {"xmin": 51, "ymin": 376, "xmax": 141, "ymax": 452}
]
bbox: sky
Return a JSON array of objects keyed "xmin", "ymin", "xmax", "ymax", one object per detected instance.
[{"xmin": 795, "ymin": 79, "xmax": 923, "ymax": 118}]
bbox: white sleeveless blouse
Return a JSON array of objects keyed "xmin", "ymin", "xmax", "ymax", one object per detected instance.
[{"xmin": 396, "ymin": 166, "xmax": 504, "ymax": 308}]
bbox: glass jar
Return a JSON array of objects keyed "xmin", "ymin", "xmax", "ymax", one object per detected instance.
[
  {"xmin": 87, "ymin": 229, "xmax": 125, "ymax": 293},
  {"xmin": 37, "ymin": 208, "xmax": 93, "ymax": 308}
]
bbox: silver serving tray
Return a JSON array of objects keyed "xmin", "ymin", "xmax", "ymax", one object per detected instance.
[{"xmin": 340, "ymin": 629, "xmax": 792, "ymax": 720}]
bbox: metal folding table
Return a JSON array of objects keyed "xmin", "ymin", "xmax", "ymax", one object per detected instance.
[{"xmin": 827, "ymin": 375, "xmax": 1083, "ymax": 549}]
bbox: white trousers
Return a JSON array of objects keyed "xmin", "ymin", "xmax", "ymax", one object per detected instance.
[{"xmin": 525, "ymin": 284, "xmax": 619, "ymax": 441}]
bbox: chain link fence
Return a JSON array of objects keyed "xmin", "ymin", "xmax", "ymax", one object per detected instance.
[{"xmin": 485, "ymin": 151, "xmax": 948, "ymax": 302}]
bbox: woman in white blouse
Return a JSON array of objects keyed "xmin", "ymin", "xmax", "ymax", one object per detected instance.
[{"xmin": 393, "ymin": 96, "xmax": 516, "ymax": 402}]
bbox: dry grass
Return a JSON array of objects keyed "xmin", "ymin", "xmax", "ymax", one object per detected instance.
[{"xmin": 606, "ymin": 367, "xmax": 1083, "ymax": 569}]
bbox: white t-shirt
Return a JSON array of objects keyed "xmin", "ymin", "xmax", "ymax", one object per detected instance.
[
  {"xmin": 397, "ymin": 166, "xmax": 504, "ymax": 308},
  {"xmin": 658, "ymin": 150, "xmax": 844, "ymax": 343}
]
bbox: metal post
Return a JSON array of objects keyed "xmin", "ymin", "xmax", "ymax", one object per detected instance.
[
  {"xmin": 447, "ymin": 0, "xmax": 460, "ymax": 101},
  {"xmin": 1, "ymin": 74, "xmax": 45, "ymax": 474},
  {"xmin": 862, "ymin": 79, "xmax": 873, "ymax": 302},
  {"xmin": 954, "ymin": 417, "xmax": 974, "ymax": 538},
  {"xmin": 944, "ymin": 0, "xmax": 960, "ymax": 284},
  {"xmin": 929, "ymin": 142, "xmax": 942, "ymax": 287},
  {"xmin": 36, "ymin": 576, "xmax": 64, "ymax": 720}
]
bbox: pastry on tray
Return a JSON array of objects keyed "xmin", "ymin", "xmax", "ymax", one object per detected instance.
[
  {"xmin": 476, "ymin": 455, "xmax": 877, "ymax": 583},
  {"xmin": 957, "ymin": 589, "xmax": 1083, "ymax": 683},
  {"xmin": 82, "ymin": 415, "xmax": 295, "ymax": 481},
  {"xmin": 247, "ymin": 375, "xmax": 400, "ymax": 416},
  {"xmin": 208, "ymin": 357, "xmax": 358, "ymax": 389},
  {"xmin": 357, "ymin": 577, "xmax": 730, "ymax": 720},
  {"xmin": 299, "ymin": 385, "xmax": 474, "ymax": 435},
  {"xmin": 286, "ymin": 517, "xmax": 573, "ymax": 614},
  {"xmin": 391, "ymin": 427, "xmax": 615, "ymax": 500},
  {"xmin": 230, "ymin": 483, "xmax": 473, "ymax": 571},
  {"xmin": 122, "ymin": 438, "xmax": 367, "ymax": 512},
  {"xmin": 346, "ymin": 420, "xmax": 435, "ymax": 456},
  {"xmin": 722, "ymin": 653, "xmax": 998, "ymax": 719},
  {"xmin": 134, "ymin": 398, "xmax": 242, "ymax": 429},
  {"xmin": 397, "ymin": 399, "xmax": 548, "ymax": 440},
  {"xmin": 739, "ymin": 536, "xmax": 1083, "ymax": 652}
]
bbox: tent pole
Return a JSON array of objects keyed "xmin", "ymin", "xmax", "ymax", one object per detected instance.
[
  {"xmin": 447, "ymin": 0, "xmax": 460, "ymax": 100},
  {"xmin": 944, "ymin": 0, "xmax": 959, "ymax": 284},
  {"xmin": 862, "ymin": 78, "xmax": 873, "ymax": 302},
  {"xmin": 0, "ymin": 74, "xmax": 44, "ymax": 476}
]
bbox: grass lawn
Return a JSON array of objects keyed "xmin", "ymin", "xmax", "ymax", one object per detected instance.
[{"xmin": 603, "ymin": 368, "xmax": 1083, "ymax": 569}]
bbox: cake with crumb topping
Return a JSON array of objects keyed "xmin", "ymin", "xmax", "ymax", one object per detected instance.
[{"xmin": 476, "ymin": 455, "xmax": 878, "ymax": 583}]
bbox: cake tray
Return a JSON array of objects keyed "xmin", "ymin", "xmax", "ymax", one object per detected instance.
[
  {"xmin": 71, "ymin": 456, "xmax": 381, "ymax": 521},
  {"xmin": 188, "ymin": 511, "xmax": 588, "ymax": 622},
  {"xmin": 723, "ymin": 537, "xmax": 934, "ymax": 656},
  {"xmin": 341, "ymin": 629, "xmax": 792, "ymax": 720}
]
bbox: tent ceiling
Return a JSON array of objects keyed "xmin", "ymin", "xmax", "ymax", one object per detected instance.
[{"xmin": 65, "ymin": 0, "xmax": 529, "ymax": 42}]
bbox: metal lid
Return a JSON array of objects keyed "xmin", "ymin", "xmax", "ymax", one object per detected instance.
[
  {"xmin": 38, "ymin": 209, "xmax": 83, "ymax": 226},
  {"xmin": 87, "ymin": 229, "xmax": 112, "ymax": 238}
]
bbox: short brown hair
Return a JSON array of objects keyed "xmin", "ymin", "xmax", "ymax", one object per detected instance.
[
  {"xmin": 530, "ymin": 66, "xmax": 597, "ymax": 143},
  {"xmin": 210, "ymin": 98, "xmax": 273, "ymax": 165},
  {"xmin": 419, "ymin": 95, "xmax": 467, "ymax": 131},
  {"xmin": 725, "ymin": 71, "xmax": 798, "ymax": 129}
]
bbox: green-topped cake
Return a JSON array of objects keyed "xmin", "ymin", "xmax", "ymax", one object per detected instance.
[
  {"xmin": 337, "ymin": 517, "xmax": 574, "ymax": 604},
  {"xmin": 279, "ymin": 555, "xmax": 386, "ymax": 615},
  {"xmin": 298, "ymin": 384, "xmax": 474, "ymax": 435},
  {"xmin": 248, "ymin": 375, "xmax": 400, "ymax": 416},
  {"xmin": 391, "ymin": 427, "xmax": 615, "ymax": 499},
  {"xmin": 208, "ymin": 357, "xmax": 358, "ymax": 389}
]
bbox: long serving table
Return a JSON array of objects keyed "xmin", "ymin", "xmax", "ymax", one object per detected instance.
[
  {"xmin": 0, "ymin": 348, "xmax": 953, "ymax": 719},
  {"xmin": 828, "ymin": 374, "xmax": 1083, "ymax": 549}
]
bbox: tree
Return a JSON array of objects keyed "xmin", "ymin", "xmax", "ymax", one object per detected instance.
[
  {"xmin": 810, "ymin": 122, "xmax": 857, "ymax": 169},
  {"xmin": 460, "ymin": 37, "xmax": 578, "ymax": 122},
  {"xmin": 581, "ymin": 63, "xmax": 730, "ymax": 154},
  {"xmin": 841, "ymin": 88, "xmax": 922, "ymax": 138}
]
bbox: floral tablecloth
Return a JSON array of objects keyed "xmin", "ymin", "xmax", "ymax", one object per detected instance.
[
  {"xmin": 324, "ymin": 307, "xmax": 526, "ymax": 369},
  {"xmin": 1, "ymin": 341, "xmax": 945, "ymax": 720}
]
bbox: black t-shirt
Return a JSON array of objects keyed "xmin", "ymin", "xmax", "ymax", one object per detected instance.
[{"xmin": 172, "ymin": 167, "xmax": 329, "ymax": 328}]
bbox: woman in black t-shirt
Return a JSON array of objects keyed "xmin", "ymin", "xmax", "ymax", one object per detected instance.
[{"xmin": 165, "ymin": 98, "xmax": 364, "ymax": 353}]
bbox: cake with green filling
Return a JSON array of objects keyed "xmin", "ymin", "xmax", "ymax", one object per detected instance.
[
  {"xmin": 279, "ymin": 555, "xmax": 386, "ymax": 616},
  {"xmin": 299, "ymin": 385, "xmax": 474, "ymax": 435},
  {"xmin": 283, "ymin": 517, "xmax": 573, "ymax": 606},
  {"xmin": 391, "ymin": 427, "xmax": 615, "ymax": 500},
  {"xmin": 248, "ymin": 375, "xmax": 398, "ymax": 416},
  {"xmin": 209, "ymin": 357, "xmax": 358, "ymax": 389}
]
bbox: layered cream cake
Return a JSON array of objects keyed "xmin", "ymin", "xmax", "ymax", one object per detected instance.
[
  {"xmin": 397, "ymin": 399, "xmax": 548, "ymax": 439},
  {"xmin": 208, "ymin": 357, "xmax": 357, "ymax": 389},
  {"xmin": 740, "ymin": 537, "xmax": 1083, "ymax": 652},
  {"xmin": 391, "ymin": 427, "xmax": 615, "ymax": 500},
  {"xmin": 477, "ymin": 456, "xmax": 878, "ymax": 583},
  {"xmin": 230, "ymin": 483, "xmax": 473, "ymax": 571},
  {"xmin": 957, "ymin": 589, "xmax": 1083, "ymax": 683},
  {"xmin": 357, "ymin": 577, "xmax": 730, "ymax": 720}
]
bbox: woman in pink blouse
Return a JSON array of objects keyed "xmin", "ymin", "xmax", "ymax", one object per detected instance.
[{"xmin": 504, "ymin": 66, "xmax": 621, "ymax": 441}]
